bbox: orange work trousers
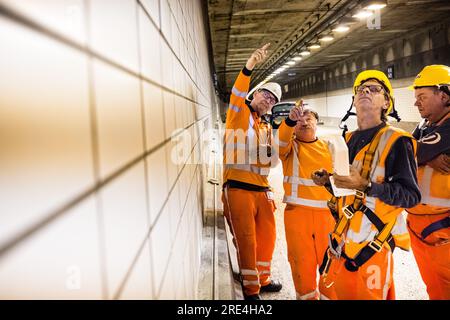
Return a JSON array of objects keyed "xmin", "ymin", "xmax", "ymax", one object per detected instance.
[
  {"xmin": 284, "ymin": 204, "xmax": 336, "ymax": 300},
  {"xmin": 222, "ymin": 187, "xmax": 276, "ymax": 296},
  {"xmin": 324, "ymin": 247, "xmax": 396, "ymax": 300},
  {"xmin": 407, "ymin": 213, "xmax": 450, "ymax": 300}
]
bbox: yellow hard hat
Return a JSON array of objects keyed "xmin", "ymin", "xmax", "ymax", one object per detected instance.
[
  {"xmin": 408, "ymin": 65, "xmax": 450, "ymax": 90},
  {"xmin": 353, "ymin": 70, "xmax": 394, "ymax": 114}
]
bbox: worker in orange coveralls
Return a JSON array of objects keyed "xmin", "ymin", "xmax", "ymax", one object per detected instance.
[
  {"xmin": 406, "ymin": 65, "xmax": 450, "ymax": 300},
  {"xmin": 278, "ymin": 101, "xmax": 336, "ymax": 300},
  {"xmin": 222, "ymin": 43, "xmax": 283, "ymax": 300}
]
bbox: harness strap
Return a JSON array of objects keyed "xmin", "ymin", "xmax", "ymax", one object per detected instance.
[
  {"xmin": 343, "ymin": 205, "xmax": 396, "ymax": 272},
  {"xmin": 421, "ymin": 216, "xmax": 450, "ymax": 239},
  {"xmin": 407, "ymin": 217, "xmax": 450, "ymax": 247}
]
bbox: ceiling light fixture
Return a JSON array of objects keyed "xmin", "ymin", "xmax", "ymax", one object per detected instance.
[
  {"xmin": 352, "ymin": 10, "xmax": 374, "ymax": 19},
  {"xmin": 332, "ymin": 24, "xmax": 350, "ymax": 33},
  {"xmin": 362, "ymin": 0, "xmax": 387, "ymax": 10},
  {"xmin": 292, "ymin": 56, "xmax": 302, "ymax": 61},
  {"xmin": 287, "ymin": 61, "xmax": 296, "ymax": 65},
  {"xmin": 300, "ymin": 50, "xmax": 311, "ymax": 56},
  {"xmin": 308, "ymin": 42, "xmax": 321, "ymax": 49},
  {"xmin": 319, "ymin": 34, "xmax": 334, "ymax": 42}
]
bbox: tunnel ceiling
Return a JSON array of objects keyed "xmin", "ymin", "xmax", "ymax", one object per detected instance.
[{"xmin": 207, "ymin": 0, "xmax": 450, "ymax": 98}]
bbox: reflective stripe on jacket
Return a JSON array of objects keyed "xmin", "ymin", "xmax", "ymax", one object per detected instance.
[
  {"xmin": 407, "ymin": 165, "xmax": 450, "ymax": 215},
  {"xmin": 278, "ymin": 121, "xmax": 332, "ymax": 208}
]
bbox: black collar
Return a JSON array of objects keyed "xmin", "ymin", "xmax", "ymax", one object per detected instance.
[{"xmin": 245, "ymin": 100, "xmax": 256, "ymax": 114}]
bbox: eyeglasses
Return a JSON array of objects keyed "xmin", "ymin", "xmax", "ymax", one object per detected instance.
[
  {"xmin": 259, "ymin": 90, "xmax": 277, "ymax": 105},
  {"xmin": 355, "ymin": 84, "xmax": 385, "ymax": 94}
]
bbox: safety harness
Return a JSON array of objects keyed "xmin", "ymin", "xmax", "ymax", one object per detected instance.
[{"xmin": 319, "ymin": 125, "xmax": 397, "ymax": 278}]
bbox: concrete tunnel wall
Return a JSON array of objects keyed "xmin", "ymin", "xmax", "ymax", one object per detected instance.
[{"xmin": 0, "ymin": 0, "xmax": 218, "ymax": 299}]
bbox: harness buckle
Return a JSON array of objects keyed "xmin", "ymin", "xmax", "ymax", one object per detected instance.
[
  {"xmin": 355, "ymin": 189, "xmax": 365, "ymax": 199},
  {"xmin": 343, "ymin": 205, "xmax": 355, "ymax": 220},
  {"xmin": 368, "ymin": 240, "xmax": 383, "ymax": 253}
]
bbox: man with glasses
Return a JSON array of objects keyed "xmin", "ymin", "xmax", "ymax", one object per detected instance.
[
  {"xmin": 406, "ymin": 65, "xmax": 450, "ymax": 299},
  {"xmin": 221, "ymin": 43, "xmax": 283, "ymax": 300},
  {"xmin": 312, "ymin": 70, "xmax": 420, "ymax": 299}
]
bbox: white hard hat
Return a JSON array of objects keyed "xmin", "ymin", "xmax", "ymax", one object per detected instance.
[
  {"xmin": 259, "ymin": 82, "xmax": 282, "ymax": 103},
  {"xmin": 246, "ymin": 82, "xmax": 282, "ymax": 103}
]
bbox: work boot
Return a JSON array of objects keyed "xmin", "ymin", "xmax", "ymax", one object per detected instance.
[
  {"xmin": 244, "ymin": 294, "xmax": 261, "ymax": 300},
  {"xmin": 260, "ymin": 280, "xmax": 282, "ymax": 292}
]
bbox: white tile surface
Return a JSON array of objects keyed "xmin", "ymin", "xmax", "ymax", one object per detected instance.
[
  {"xmin": 0, "ymin": 0, "xmax": 87, "ymax": 45},
  {"xmin": 0, "ymin": 197, "xmax": 102, "ymax": 299},
  {"xmin": 143, "ymin": 82, "xmax": 165, "ymax": 151},
  {"xmin": 100, "ymin": 162, "xmax": 149, "ymax": 298},
  {"xmin": 140, "ymin": 0, "xmax": 160, "ymax": 28},
  {"xmin": 117, "ymin": 240, "xmax": 153, "ymax": 300},
  {"xmin": 0, "ymin": 0, "xmax": 216, "ymax": 300},
  {"xmin": 147, "ymin": 147, "xmax": 169, "ymax": 226},
  {"xmin": 93, "ymin": 59, "xmax": 144, "ymax": 179},
  {"xmin": 89, "ymin": 0, "xmax": 139, "ymax": 73},
  {"xmin": 0, "ymin": 18, "xmax": 94, "ymax": 246},
  {"xmin": 150, "ymin": 206, "xmax": 172, "ymax": 298},
  {"xmin": 138, "ymin": 7, "xmax": 162, "ymax": 84}
]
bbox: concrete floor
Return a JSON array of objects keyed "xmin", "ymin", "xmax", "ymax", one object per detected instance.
[{"xmin": 261, "ymin": 126, "xmax": 429, "ymax": 300}]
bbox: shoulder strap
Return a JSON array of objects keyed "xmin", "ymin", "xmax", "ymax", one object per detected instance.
[{"xmin": 352, "ymin": 125, "xmax": 390, "ymax": 209}]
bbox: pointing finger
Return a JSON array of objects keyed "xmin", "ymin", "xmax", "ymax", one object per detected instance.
[{"xmin": 261, "ymin": 43, "xmax": 271, "ymax": 51}]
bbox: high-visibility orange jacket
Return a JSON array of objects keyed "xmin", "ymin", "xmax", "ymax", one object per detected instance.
[
  {"xmin": 407, "ymin": 166, "xmax": 450, "ymax": 214},
  {"xmin": 278, "ymin": 120, "xmax": 336, "ymax": 300},
  {"xmin": 341, "ymin": 126, "xmax": 417, "ymax": 258},
  {"xmin": 277, "ymin": 121, "xmax": 333, "ymax": 207},
  {"xmin": 223, "ymin": 68, "xmax": 273, "ymax": 187},
  {"xmin": 408, "ymin": 116, "xmax": 450, "ymax": 215}
]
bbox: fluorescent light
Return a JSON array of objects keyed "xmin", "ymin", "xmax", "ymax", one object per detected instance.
[
  {"xmin": 332, "ymin": 24, "xmax": 350, "ymax": 33},
  {"xmin": 366, "ymin": 3, "xmax": 386, "ymax": 10},
  {"xmin": 362, "ymin": 0, "xmax": 387, "ymax": 10},
  {"xmin": 287, "ymin": 61, "xmax": 296, "ymax": 65},
  {"xmin": 353, "ymin": 10, "xmax": 374, "ymax": 19},
  {"xmin": 292, "ymin": 56, "xmax": 302, "ymax": 61},
  {"xmin": 300, "ymin": 50, "xmax": 311, "ymax": 56},
  {"xmin": 308, "ymin": 43, "xmax": 321, "ymax": 49},
  {"xmin": 319, "ymin": 34, "xmax": 334, "ymax": 42}
]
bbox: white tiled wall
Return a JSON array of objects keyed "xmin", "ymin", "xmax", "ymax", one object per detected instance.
[{"xmin": 0, "ymin": 0, "xmax": 216, "ymax": 299}]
